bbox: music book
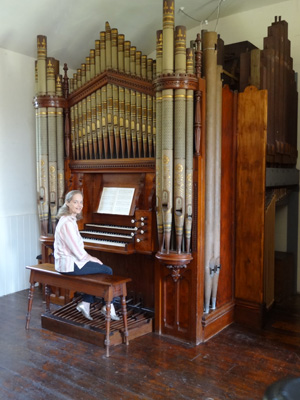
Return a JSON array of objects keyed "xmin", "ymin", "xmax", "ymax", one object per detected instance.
[{"xmin": 97, "ymin": 187, "xmax": 135, "ymax": 215}]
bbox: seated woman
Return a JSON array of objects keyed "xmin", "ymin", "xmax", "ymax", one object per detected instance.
[{"xmin": 54, "ymin": 189, "xmax": 119, "ymax": 321}]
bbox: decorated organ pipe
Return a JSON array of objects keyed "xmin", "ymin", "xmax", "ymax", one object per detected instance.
[
  {"xmin": 161, "ymin": 0, "xmax": 175, "ymax": 254},
  {"xmin": 56, "ymin": 75, "xmax": 64, "ymax": 209},
  {"xmin": 174, "ymin": 25, "xmax": 186, "ymax": 254},
  {"xmin": 185, "ymin": 48, "xmax": 194, "ymax": 253},
  {"xmin": 35, "ymin": 35, "xmax": 65, "ymax": 236},
  {"xmin": 155, "ymin": 30, "xmax": 164, "ymax": 251},
  {"xmin": 154, "ymin": 0, "xmax": 196, "ymax": 255},
  {"xmin": 67, "ymin": 22, "xmax": 155, "ymax": 160}
]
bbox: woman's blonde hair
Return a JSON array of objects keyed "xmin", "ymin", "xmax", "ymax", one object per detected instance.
[{"xmin": 57, "ymin": 190, "xmax": 83, "ymax": 220}]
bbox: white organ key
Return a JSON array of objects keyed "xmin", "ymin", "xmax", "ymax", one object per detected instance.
[
  {"xmin": 86, "ymin": 223, "xmax": 138, "ymax": 231},
  {"xmin": 82, "ymin": 237, "xmax": 126, "ymax": 247},
  {"xmin": 80, "ymin": 230, "xmax": 132, "ymax": 239}
]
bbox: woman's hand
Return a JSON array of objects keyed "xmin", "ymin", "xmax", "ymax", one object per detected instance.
[{"xmin": 89, "ymin": 255, "xmax": 103, "ymax": 265}]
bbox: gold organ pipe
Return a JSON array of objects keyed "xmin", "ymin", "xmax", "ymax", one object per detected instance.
[
  {"xmin": 101, "ymin": 85, "xmax": 109, "ymax": 158},
  {"xmin": 107, "ymin": 83, "xmax": 114, "ymax": 157},
  {"xmin": 111, "ymin": 28, "xmax": 118, "ymax": 70},
  {"xmin": 96, "ymin": 89, "xmax": 103, "ymax": 158},
  {"xmin": 119, "ymin": 86, "xmax": 126, "ymax": 158},
  {"xmin": 118, "ymin": 34, "xmax": 125, "ymax": 72},
  {"xmin": 100, "ymin": 31, "xmax": 106, "ymax": 73},
  {"xmin": 95, "ymin": 40, "xmax": 101, "ymax": 76},
  {"xmin": 91, "ymin": 91, "xmax": 97, "ymax": 157},
  {"xmin": 124, "ymin": 41, "xmax": 131, "ymax": 74},
  {"xmin": 105, "ymin": 21, "xmax": 112, "ymax": 69},
  {"xmin": 85, "ymin": 57, "xmax": 91, "ymax": 82},
  {"xmin": 67, "ymin": 23, "xmax": 156, "ymax": 161},
  {"xmin": 90, "ymin": 49, "xmax": 95, "ymax": 79},
  {"xmin": 113, "ymin": 84, "xmax": 120, "ymax": 158}
]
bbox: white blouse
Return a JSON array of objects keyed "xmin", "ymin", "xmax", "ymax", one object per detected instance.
[{"xmin": 54, "ymin": 215, "xmax": 91, "ymax": 272}]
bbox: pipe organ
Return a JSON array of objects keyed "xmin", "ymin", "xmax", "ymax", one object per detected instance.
[{"xmin": 33, "ymin": 1, "xmax": 298, "ymax": 345}]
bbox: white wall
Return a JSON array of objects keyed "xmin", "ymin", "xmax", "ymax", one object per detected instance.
[{"xmin": 0, "ymin": 48, "xmax": 40, "ymax": 297}]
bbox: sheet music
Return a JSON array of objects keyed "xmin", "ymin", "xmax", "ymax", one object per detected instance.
[{"xmin": 97, "ymin": 187, "xmax": 135, "ymax": 215}]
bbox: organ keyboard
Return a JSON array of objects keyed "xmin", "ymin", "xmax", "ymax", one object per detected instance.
[{"xmin": 79, "ymin": 207, "xmax": 153, "ymax": 255}]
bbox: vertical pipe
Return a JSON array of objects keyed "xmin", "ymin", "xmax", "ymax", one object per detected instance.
[
  {"xmin": 131, "ymin": 89, "xmax": 137, "ymax": 157},
  {"xmin": 142, "ymin": 92, "xmax": 147, "ymax": 157},
  {"xmin": 95, "ymin": 40, "xmax": 101, "ymax": 76},
  {"xmin": 107, "ymin": 83, "xmax": 114, "ymax": 157},
  {"xmin": 111, "ymin": 28, "xmax": 118, "ymax": 70},
  {"xmin": 100, "ymin": 31, "xmax": 106, "ymax": 73},
  {"xmin": 46, "ymin": 56, "xmax": 57, "ymax": 232},
  {"xmin": 90, "ymin": 49, "xmax": 95, "ymax": 79},
  {"xmin": 185, "ymin": 48, "xmax": 194, "ymax": 253},
  {"xmin": 156, "ymin": 30, "xmax": 164, "ymax": 250},
  {"xmin": 37, "ymin": 36, "xmax": 47, "ymax": 95},
  {"xmin": 119, "ymin": 86, "xmax": 126, "ymax": 158},
  {"xmin": 77, "ymin": 68, "xmax": 82, "ymax": 89},
  {"xmin": 36, "ymin": 36, "xmax": 48, "ymax": 235},
  {"xmin": 70, "ymin": 106, "xmax": 76, "ymax": 159},
  {"xmin": 101, "ymin": 85, "xmax": 108, "ymax": 158},
  {"xmin": 74, "ymin": 103, "xmax": 80, "ymax": 159},
  {"xmin": 174, "ymin": 25, "xmax": 186, "ymax": 254},
  {"xmin": 135, "ymin": 51, "xmax": 142, "ymax": 157},
  {"xmin": 124, "ymin": 41, "xmax": 131, "ymax": 74},
  {"xmin": 203, "ymin": 31, "xmax": 218, "ymax": 314},
  {"xmin": 147, "ymin": 58, "xmax": 153, "ymax": 157},
  {"xmin": 125, "ymin": 87, "xmax": 131, "ymax": 157},
  {"xmin": 96, "ymin": 89, "xmax": 103, "ymax": 159},
  {"xmin": 136, "ymin": 91, "xmax": 142, "ymax": 158},
  {"xmin": 91, "ymin": 91, "xmax": 98, "ymax": 158},
  {"xmin": 86, "ymin": 95, "xmax": 93, "ymax": 158},
  {"xmin": 81, "ymin": 63, "xmax": 86, "ymax": 85},
  {"xmin": 118, "ymin": 34, "xmax": 125, "ymax": 73},
  {"xmin": 82, "ymin": 98, "xmax": 88, "ymax": 158},
  {"xmin": 56, "ymin": 74, "xmax": 64, "ymax": 209},
  {"xmin": 161, "ymin": 0, "xmax": 174, "ymax": 253},
  {"xmin": 78, "ymin": 101, "xmax": 84, "ymax": 159},
  {"xmin": 105, "ymin": 22, "xmax": 112, "ymax": 70},
  {"xmin": 85, "ymin": 57, "xmax": 91, "ymax": 82},
  {"xmin": 113, "ymin": 84, "xmax": 120, "ymax": 158},
  {"xmin": 211, "ymin": 64, "xmax": 222, "ymax": 309}
]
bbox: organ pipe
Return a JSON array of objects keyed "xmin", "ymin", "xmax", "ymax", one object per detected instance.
[
  {"xmin": 161, "ymin": 0, "xmax": 175, "ymax": 253},
  {"xmin": 174, "ymin": 25, "xmax": 186, "ymax": 253}
]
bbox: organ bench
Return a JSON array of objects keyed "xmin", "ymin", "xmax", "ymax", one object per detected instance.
[{"xmin": 25, "ymin": 263, "xmax": 131, "ymax": 357}]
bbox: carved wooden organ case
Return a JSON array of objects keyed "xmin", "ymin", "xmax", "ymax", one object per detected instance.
[{"xmin": 33, "ymin": 0, "xmax": 239, "ymax": 345}]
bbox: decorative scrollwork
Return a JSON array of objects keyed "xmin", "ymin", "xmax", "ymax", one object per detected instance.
[{"xmin": 166, "ymin": 264, "xmax": 187, "ymax": 282}]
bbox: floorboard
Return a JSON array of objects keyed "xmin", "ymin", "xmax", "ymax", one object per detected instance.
[{"xmin": 1, "ymin": 288, "xmax": 300, "ymax": 400}]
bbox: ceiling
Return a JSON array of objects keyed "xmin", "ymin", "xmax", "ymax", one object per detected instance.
[{"xmin": 0, "ymin": 0, "xmax": 288, "ymax": 70}]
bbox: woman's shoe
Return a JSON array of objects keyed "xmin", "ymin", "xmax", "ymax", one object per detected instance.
[
  {"xmin": 101, "ymin": 303, "xmax": 120, "ymax": 321},
  {"xmin": 76, "ymin": 301, "xmax": 93, "ymax": 321}
]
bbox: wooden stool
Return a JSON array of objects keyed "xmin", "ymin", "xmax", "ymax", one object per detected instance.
[{"xmin": 25, "ymin": 263, "xmax": 131, "ymax": 357}]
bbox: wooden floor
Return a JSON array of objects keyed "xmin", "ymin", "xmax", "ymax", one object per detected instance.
[{"xmin": 1, "ymin": 289, "xmax": 300, "ymax": 400}]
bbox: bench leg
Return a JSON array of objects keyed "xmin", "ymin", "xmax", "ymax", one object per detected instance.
[
  {"xmin": 104, "ymin": 302, "xmax": 111, "ymax": 357},
  {"xmin": 122, "ymin": 295, "xmax": 129, "ymax": 345},
  {"xmin": 25, "ymin": 283, "xmax": 35, "ymax": 330},
  {"xmin": 44, "ymin": 284, "xmax": 51, "ymax": 313}
]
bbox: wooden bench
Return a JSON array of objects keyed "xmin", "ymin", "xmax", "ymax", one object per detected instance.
[{"xmin": 25, "ymin": 263, "xmax": 131, "ymax": 357}]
